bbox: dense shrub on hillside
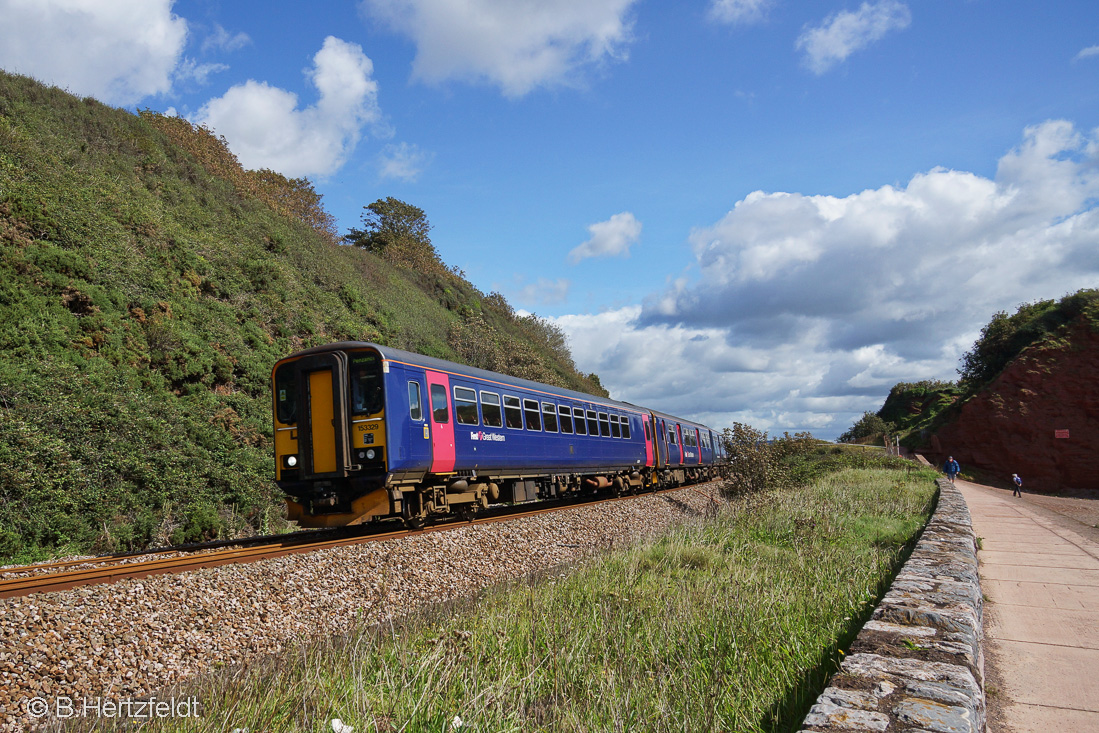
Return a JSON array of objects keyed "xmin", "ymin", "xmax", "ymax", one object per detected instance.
[
  {"xmin": 140, "ymin": 111, "xmax": 339, "ymax": 244},
  {"xmin": 876, "ymin": 380, "xmax": 958, "ymax": 428},
  {"xmin": 958, "ymin": 289, "xmax": 1099, "ymax": 392}
]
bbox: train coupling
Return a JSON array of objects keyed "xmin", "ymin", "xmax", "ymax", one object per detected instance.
[{"xmin": 313, "ymin": 493, "xmax": 339, "ymax": 509}]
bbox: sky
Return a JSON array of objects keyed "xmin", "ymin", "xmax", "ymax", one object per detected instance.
[{"xmin": 1, "ymin": 0, "xmax": 1098, "ymax": 439}]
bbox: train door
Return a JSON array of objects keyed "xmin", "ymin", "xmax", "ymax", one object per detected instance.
[
  {"xmin": 694, "ymin": 428, "xmax": 703, "ymax": 464},
  {"xmin": 401, "ymin": 369, "xmax": 431, "ymax": 470},
  {"xmin": 658, "ymin": 418, "xmax": 669, "ymax": 467},
  {"xmin": 642, "ymin": 414, "xmax": 654, "ymax": 467},
  {"xmin": 295, "ymin": 351, "xmax": 351, "ymax": 478},
  {"xmin": 425, "ymin": 370, "xmax": 455, "ymax": 473},
  {"xmin": 675, "ymin": 424, "xmax": 684, "ymax": 463}
]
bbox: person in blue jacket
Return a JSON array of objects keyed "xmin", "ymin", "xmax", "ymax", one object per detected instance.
[
  {"xmin": 942, "ymin": 456, "xmax": 960, "ymax": 485},
  {"xmin": 1012, "ymin": 473, "xmax": 1023, "ymax": 497}
]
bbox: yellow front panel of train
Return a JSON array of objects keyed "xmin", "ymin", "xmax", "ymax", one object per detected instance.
[
  {"xmin": 353, "ymin": 417, "xmax": 386, "ymax": 451},
  {"xmin": 274, "ymin": 429, "xmax": 298, "ymax": 480},
  {"xmin": 309, "ymin": 369, "xmax": 337, "ymax": 473}
]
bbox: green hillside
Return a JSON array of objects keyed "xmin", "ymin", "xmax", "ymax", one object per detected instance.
[{"xmin": 0, "ymin": 71, "xmax": 604, "ymax": 561}]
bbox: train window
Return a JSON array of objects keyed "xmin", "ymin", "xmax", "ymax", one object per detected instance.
[
  {"xmin": 573, "ymin": 407, "xmax": 587, "ymax": 435},
  {"xmin": 481, "ymin": 392, "xmax": 503, "ymax": 428},
  {"xmin": 504, "ymin": 396, "xmax": 523, "ymax": 429},
  {"xmin": 542, "ymin": 403, "xmax": 558, "ymax": 432},
  {"xmin": 349, "ymin": 353, "xmax": 384, "ymax": 416},
  {"xmin": 454, "ymin": 386, "xmax": 479, "ymax": 425},
  {"xmin": 523, "ymin": 399, "xmax": 542, "ymax": 431},
  {"xmin": 621, "ymin": 416, "xmax": 631, "ymax": 440},
  {"xmin": 558, "ymin": 405, "xmax": 573, "ymax": 434},
  {"xmin": 408, "ymin": 381, "xmax": 423, "ymax": 421},
  {"xmin": 610, "ymin": 414, "xmax": 621, "ymax": 438},
  {"xmin": 430, "ymin": 384, "xmax": 449, "ymax": 424},
  {"xmin": 668, "ymin": 427, "xmax": 677, "ymax": 445},
  {"xmin": 598, "ymin": 412, "xmax": 610, "ymax": 437},
  {"xmin": 274, "ymin": 363, "xmax": 297, "ymax": 424},
  {"xmin": 587, "ymin": 410, "xmax": 599, "ymax": 436},
  {"xmin": 643, "ymin": 419, "xmax": 651, "ymax": 441}
]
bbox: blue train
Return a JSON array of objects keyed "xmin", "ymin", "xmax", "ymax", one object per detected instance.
[{"xmin": 272, "ymin": 342, "xmax": 724, "ymax": 527}]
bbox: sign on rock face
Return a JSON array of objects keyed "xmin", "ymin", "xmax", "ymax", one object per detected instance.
[{"xmin": 1055, "ymin": 429, "xmax": 1070, "ymax": 439}]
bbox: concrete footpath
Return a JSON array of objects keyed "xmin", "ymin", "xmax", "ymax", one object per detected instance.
[{"xmin": 956, "ymin": 479, "xmax": 1099, "ymax": 732}]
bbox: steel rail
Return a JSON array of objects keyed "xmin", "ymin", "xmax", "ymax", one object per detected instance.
[
  {"xmin": 0, "ymin": 480, "xmax": 723, "ymax": 600},
  {"xmin": 0, "ymin": 526, "xmax": 367, "ymax": 577}
]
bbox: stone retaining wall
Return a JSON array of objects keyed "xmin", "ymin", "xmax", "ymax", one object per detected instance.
[{"xmin": 799, "ymin": 479, "xmax": 985, "ymax": 732}]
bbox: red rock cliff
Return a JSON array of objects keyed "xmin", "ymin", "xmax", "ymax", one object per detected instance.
[{"xmin": 928, "ymin": 322, "xmax": 1099, "ymax": 492}]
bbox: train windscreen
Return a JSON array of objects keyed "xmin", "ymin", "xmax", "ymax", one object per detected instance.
[
  {"xmin": 275, "ymin": 362, "xmax": 297, "ymax": 424},
  {"xmin": 349, "ymin": 353, "xmax": 384, "ymax": 416}
]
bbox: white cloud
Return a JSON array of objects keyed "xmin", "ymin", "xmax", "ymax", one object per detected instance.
[
  {"xmin": 194, "ymin": 36, "xmax": 380, "ymax": 178},
  {"xmin": 555, "ymin": 121, "xmax": 1099, "ymax": 440},
  {"xmin": 202, "ymin": 24, "xmax": 251, "ymax": 54},
  {"xmin": 710, "ymin": 0, "xmax": 774, "ymax": 25},
  {"xmin": 568, "ymin": 212, "xmax": 642, "ymax": 264},
  {"xmin": 379, "ymin": 142, "xmax": 432, "ymax": 182},
  {"xmin": 359, "ymin": 0, "xmax": 637, "ymax": 97},
  {"xmin": 0, "ymin": 0, "xmax": 188, "ymax": 105},
  {"xmin": 796, "ymin": 0, "xmax": 911, "ymax": 75},
  {"xmin": 1075, "ymin": 45, "xmax": 1099, "ymax": 61},
  {"xmin": 175, "ymin": 59, "xmax": 229, "ymax": 86},
  {"xmin": 514, "ymin": 277, "xmax": 571, "ymax": 306}
]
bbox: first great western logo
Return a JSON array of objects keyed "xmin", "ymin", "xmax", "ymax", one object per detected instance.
[{"xmin": 470, "ymin": 431, "xmax": 506, "ymax": 442}]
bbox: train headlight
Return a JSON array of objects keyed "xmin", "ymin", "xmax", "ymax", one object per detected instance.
[
  {"xmin": 366, "ymin": 449, "xmax": 376, "ymax": 460},
  {"xmin": 284, "ymin": 455, "xmax": 298, "ymax": 468}
]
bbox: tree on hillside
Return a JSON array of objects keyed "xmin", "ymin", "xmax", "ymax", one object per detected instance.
[
  {"xmin": 344, "ymin": 197, "xmax": 433, "ymax": 253},
  {"xmin": 838, "ymin": 412, "xmax": 895, "ymax": 443},
  {"xmin": 344, "ymin": 196, "xmax": 447, "ymax": 274}
]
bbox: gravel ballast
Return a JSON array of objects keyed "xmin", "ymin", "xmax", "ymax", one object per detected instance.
[{"xmin": 0, "ymin": 486, "xmax": 723, "ymax": 731}]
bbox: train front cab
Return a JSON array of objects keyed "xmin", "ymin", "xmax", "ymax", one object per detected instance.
[{"xmin": 272, "ymin": 345, "xmax": 399, "ymax": 526}]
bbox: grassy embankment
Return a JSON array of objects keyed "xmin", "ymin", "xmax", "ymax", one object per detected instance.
[
  {"xmin": 143, "ymin": 449, "xmax": 937, "ymax": 733},
  {"xmin": 0, "ymin": 71, "xmax": 601, "ymax": 563}
]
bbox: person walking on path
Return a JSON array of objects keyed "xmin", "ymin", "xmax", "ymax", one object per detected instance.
[
  {"xmin": 1012, "ymin": 473, "xmax": 1023, "ymax": 497},
  {"xmin": 942, "ymin": 456, "xmax": 960, "ymax": 485}
]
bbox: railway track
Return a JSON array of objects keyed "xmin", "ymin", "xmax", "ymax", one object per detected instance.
[{"xmin": 0, "ymin": 482, "xmax": 722, "ymax": 599}]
